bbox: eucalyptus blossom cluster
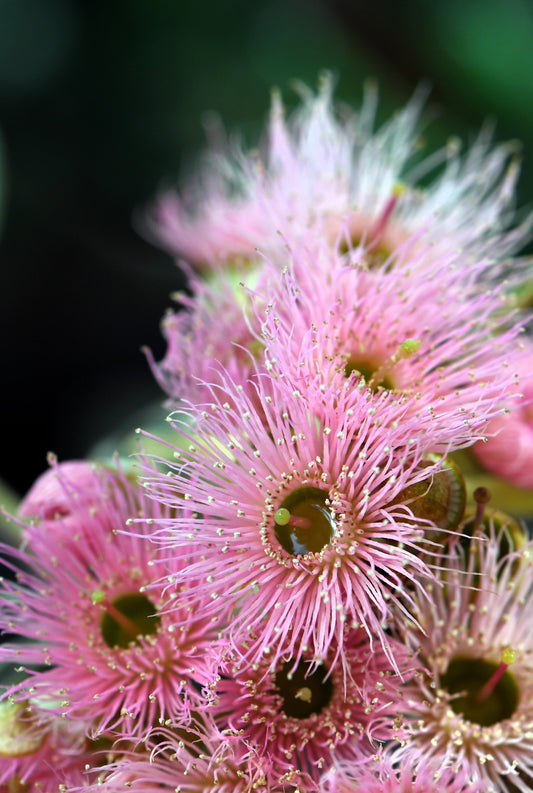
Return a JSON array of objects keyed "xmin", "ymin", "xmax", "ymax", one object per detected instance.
[{"xmin": 2, "ymin": 77, "xmax": 533, "ymax": 793}]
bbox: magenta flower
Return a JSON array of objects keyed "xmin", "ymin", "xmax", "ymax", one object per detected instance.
[
  {"xmin": 389, "ymin": 522, "xmax": 533, "ymax": 791},
  {"xmin": 0, "ymin": 462, "xmax": 222, "ymax": 737},
  {"xmin": 211, "ymin": 629, "xmax": 406, "ymax": 788},
  {"xmin": 147, "ymin": 76, "xmax": 530, "ymax": 275},
  {"xmin": 141, "ymin": 368, "xmax": 455, "ymax": 675}
]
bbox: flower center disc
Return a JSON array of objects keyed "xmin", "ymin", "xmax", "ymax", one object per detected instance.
[
  {"xmin": 274, "ymin": 660, "xmax": 333, "ymax": 719},
  {"xmin": 274, "ymin": 487, "xmax": 336, "ymax": 555},
  {"xmin": 441, "ymin": 656, "xmax": 519, "ymax": 726},
  {"xmin": 344, "ymin": 358, "xmax": 395, "ymax": 391},
  {"xmin": 101, "ymin": 593, "xmax": 161, "ymax": 649}
]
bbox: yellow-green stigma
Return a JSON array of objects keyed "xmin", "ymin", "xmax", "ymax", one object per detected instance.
[
  {"xmin": 100, "ymin": 593, "xmax": 161, "ymax": 649},
  {"xmin": 398, "ymin": 338, "xmax": 421, "ymax": 357},
  {"xmin": 274, "ymin": 487, "xmax": 336, "ymax": 556},
  {"xmin": 274, "ymin": 660, "xmax": 333, "ymax": 719},
  {"xmin": 441, "ymin": 651, "xmax": 519, "ymax": 727}
]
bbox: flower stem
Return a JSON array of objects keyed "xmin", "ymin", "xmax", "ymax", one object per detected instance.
[{"xmin": 473, "ymin": 486, "xmax": 491, "ymax": 532}]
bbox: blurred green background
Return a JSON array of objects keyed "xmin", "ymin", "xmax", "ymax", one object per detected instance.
[{"xmin": 1, "ymin": 0, "xmax": 533, "ymax": 499}]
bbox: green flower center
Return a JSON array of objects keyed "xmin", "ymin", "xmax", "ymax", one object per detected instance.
[
  {"xmin": 274, "ymin": 487, "xmax": 336, "ymax": 555},
  {"xmin": 100, "ymin": 593, "xmax": 161, "ymax": 649},
  {"xmin": 274, "ymin": 660, "xmax": 333, "ymax": 719},
  {"xmin": 344, "ymin": 357, "xmax": 395, "ymax": 391},
  {"xmin": 441, "ymin": 656, "xmax": 519, "ymax": 726}
]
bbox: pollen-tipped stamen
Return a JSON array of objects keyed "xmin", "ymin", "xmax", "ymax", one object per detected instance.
[{"xmin": 475, "ymin": 648, "xmax": 517, "ymax": 705}]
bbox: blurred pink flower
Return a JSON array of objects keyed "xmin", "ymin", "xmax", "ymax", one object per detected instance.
[
  {"xmin": 147, "ymin": 75, "xmax": 530, "ymax": 280},
  {"xmin": 145, "ymin": 266, "xmax": 263, "ymax": 409},
  {"xmin": 473, "ymin": 343, "xmax": 533, "ymax": 489},
  {"xmin": 0, "ymin": 706, "xmax": 94, "ymax": 791},
  {"xmin": 18, "ymin": 456, "xmax": 104, "ymax": 526},
  {"xmin": 321, "ymin": 750, "xmax": 486, "ymax": 793}
]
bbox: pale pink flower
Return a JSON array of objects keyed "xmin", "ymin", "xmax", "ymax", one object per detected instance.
[
  {"xmin": 211, "ymin": 629, "xmax": 407, "ymax": 788},
  {"xmin": 141, "ymin": 369, "xmax": 453, "ymax": 675},
  {"xmin": 321, "ymin": 751, "xmax": 485, "ymax": 793},
  {"xmin": 473, "ymin": 341, "xmax": 533, "ymax": 489},
  {"xmin": 0, "ymin": 462, "xmax": 222, "ymax": 737},
  {"xmin": 389, "ymin": 523, "xmax": 533, "ymax": 792},
  {"xmin": 147, "ymin": 75, "xmax": 530, "ymax": 278}
]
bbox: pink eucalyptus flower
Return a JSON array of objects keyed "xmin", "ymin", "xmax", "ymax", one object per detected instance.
[
  {"xmin": 211, "ymin": 629, "xmax": 408, "ymax": 788},
  {"xmin": 473, "ymin": 342, "xmax": 533, "ymax": 489},
  {"xmin": 145, "ymin": 266, "xmax": 264, "ymax": 409},
  {"xmin": 0, "ymin": 462, "xmax": 223, "ymax": 738},
  {"xmin": 321, "ymin": 750, "xmax": 486, "ymax": 793},
  {"xmin": 18, "ymin": 456, "xmax": 105, "ymax": 527},
  {"xmin": 389, "ymin": 521, "xmax": 533, "ymax": 792},
  {"xmin": 140, "ymin": 369, "xmax": 456, "ymax": 677},
  {"xmin": 147, "ymin": 75, "xmax": 530, "ymax": 278},
  {"xmin": 147, "ymin": 232, "xmax": 524, "ymax": 454},
  {"xmin": 87, "ymin": 721, "xmax": 281, "ymax": 793},
  {"xmin": 260, "ymin": 241, "xmax": 524, "ymax": 453}
]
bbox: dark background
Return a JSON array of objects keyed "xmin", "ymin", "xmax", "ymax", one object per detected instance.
[{"xmin": 2, "ymin": 0, "xmax": 533, "ymax": 502}]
